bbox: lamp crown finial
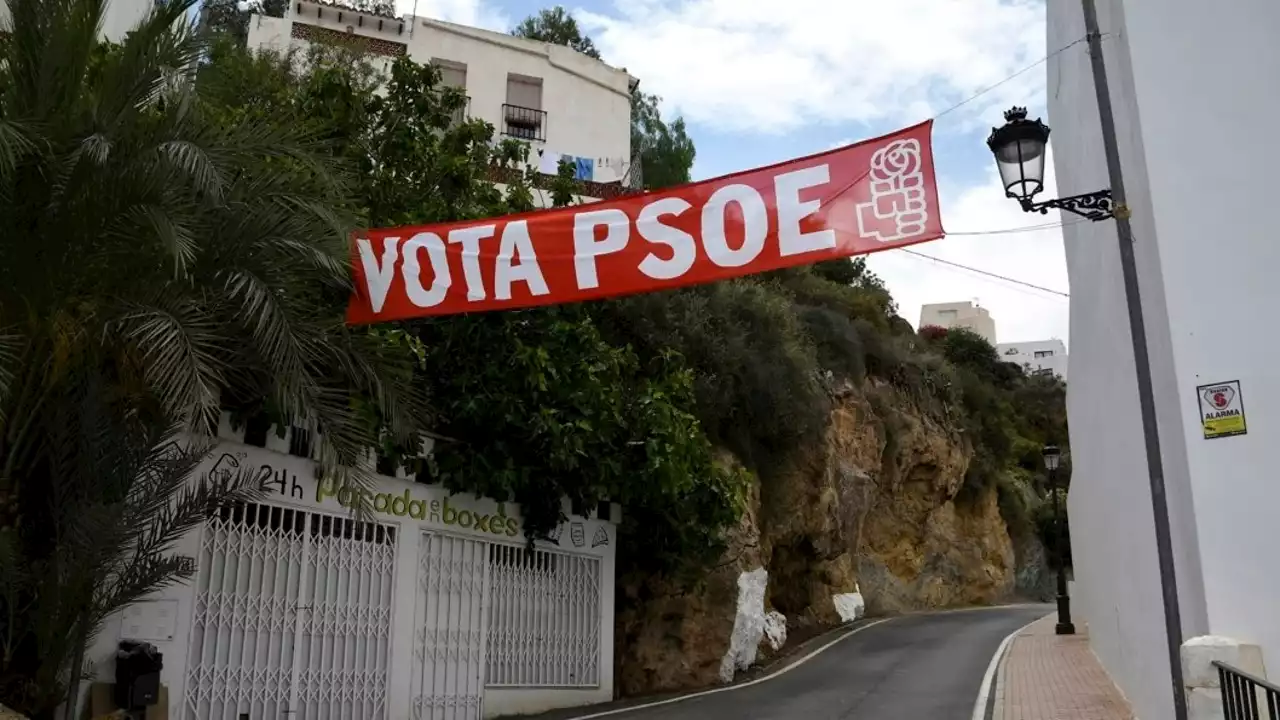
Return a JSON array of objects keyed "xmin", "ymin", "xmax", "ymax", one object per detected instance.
[{"xmin": 1004, "ymin": 106, "xmax": 1029, "ymax": 122}]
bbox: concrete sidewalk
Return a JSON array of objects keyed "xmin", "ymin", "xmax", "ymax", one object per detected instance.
[{"xmin": 994, "ymin": 613, "xmax": 1135, "ymax": 720}]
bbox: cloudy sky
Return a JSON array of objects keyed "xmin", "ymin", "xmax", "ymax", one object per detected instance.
[{"xmin": 400, "ymin": 0, "xmax": 1072, "ymax": 345}]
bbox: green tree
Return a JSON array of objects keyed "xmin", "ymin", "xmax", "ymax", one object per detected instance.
[
  {"xmin": 199, "ymin": 0, "xmax": 288, "ymax": 43},
  {"xmin": 0, "ymin": 375, "xmax": 262, "ymax": 717},
  {"xmin": 630, "ymin": 90, "xmax": 697, "ymax": 190},
  {"xmin": 512, "ymin": 6, "xmax": 698, "ymax": 192},
  {"xmin": 511, "ymin": 6, "xmax": 601, "ymax": 59},
  {"xmin": 203, "ymin": 44, "xmax": 745, "ymax": 567}
]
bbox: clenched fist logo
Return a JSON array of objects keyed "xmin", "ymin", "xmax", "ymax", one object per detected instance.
[{"xmin": 856, "ymin": 139, "xmax": 930, "ymax": 243}]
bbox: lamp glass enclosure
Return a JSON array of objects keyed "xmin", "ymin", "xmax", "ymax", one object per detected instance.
[
  {"xmin": 1042, "ymin": 444, "xmax": 1062, "ymax": 472},
  {"xmin": 996, "ymin": 137, "xmax": 1047, "ymax": 201}
]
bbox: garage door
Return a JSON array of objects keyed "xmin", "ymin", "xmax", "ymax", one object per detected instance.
[{"xmin": 183, "ymin": 502, "xmax": 397, "ymax": 720}]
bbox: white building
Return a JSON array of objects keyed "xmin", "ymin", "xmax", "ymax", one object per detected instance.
[
  {"xmin": 246, "ymin": 0, "xmax": 639, "ymax": 204},
  {"xmin": 82, "ymin": 418, "xmax": 620, "ymax": 720},
  {"xmin": 918, "ymin": 301, "xmax": 997, "ymax": 344},
  {"xmin": 1050, "ymin": 0, "xmax": 1280, "ymax": 718},
  {"xmin": 996, "ymin": 339, "xmax": 1067, "ymax": 380},
  {"xmin": 0, "ymin": 0, "xmax": 152, "ymax": 40}
]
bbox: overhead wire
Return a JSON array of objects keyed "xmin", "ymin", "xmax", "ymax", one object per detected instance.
[
  {"xmin": 896, "ymin": 249, "xmax": 1070, "ymax": 299},
  {"xmin": 945, "ymin": 218, "xmax": 1087, "ymax": 236},
  {"xmin": 932, "ymin": 34, "xmax": 1106, "ymax": 121}
]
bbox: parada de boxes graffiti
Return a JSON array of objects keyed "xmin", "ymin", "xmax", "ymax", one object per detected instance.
[
  {"xmin": 209, "ymin": 451, "xmax": 520, "ymax": 536},
  {"xmin": 315, "ymin": 480, "xmax": 520, "ymax": 536}
]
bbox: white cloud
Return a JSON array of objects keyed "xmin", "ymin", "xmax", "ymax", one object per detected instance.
[
  {"xmin": 868, "ymin": 152, "xmax": 1071, "ymax": 346},
  {"xmin": 395, "ymin": 0, "xmax": 509, "ymax": 31},
  {"xmin": 576, "ymin": 0, "xmax": 1048, "ymax": 133}
]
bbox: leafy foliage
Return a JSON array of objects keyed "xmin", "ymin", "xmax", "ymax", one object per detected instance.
[
  {"xmin": 203, "ymin": 40, "xmax": 745, "ymax": 570},
  {"xmin": 0, "ymin": 0, "xmax": 426, "ymax": 711},
  {"xmin": 199, "ymin": 0, "xmax": 288, "ymax": 43},
  {"xmin": 0, "ymin": 371, "xmax": 263, "ymax": 717},
  {"xmin": 511, "ymin": 7, "xmax": 696, "ymax": 192},
  {"xmin": 630, "ymin": 90, "xmax": 697, "ymax": 190},
  {"xmin": 511, "ymin": 6, "xmax": 602, "ymax": 59},
  {"xmin": 415, "ymin": 308, "xmax": 749, "ymax": 569}
]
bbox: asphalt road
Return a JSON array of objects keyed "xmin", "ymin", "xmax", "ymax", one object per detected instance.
[{"xmin": 582, "ymin": 605, "xmax": 1051, "ymax": 720}]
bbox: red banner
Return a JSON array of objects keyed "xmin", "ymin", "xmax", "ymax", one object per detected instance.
[{"xmin": 347, "ymin": 120, "xmax": 944, "ymax": 324}]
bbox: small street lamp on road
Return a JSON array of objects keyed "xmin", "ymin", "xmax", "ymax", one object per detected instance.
[{"xmin": 1042, "ymin": 444, "xmax": 1075, "ymax": 636}]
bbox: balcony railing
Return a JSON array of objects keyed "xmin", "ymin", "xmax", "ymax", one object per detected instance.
[
  {"xmin": 1216, "ymin": 661, "xmax": 1280, "ymax": 719},
  {"xmin": 502, "ymin": 103, "xmax": 547, "ymax": 142}
]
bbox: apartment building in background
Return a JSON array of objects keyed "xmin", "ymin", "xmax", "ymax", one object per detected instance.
[
  {"xmin": 997, "ymin": 339, "xmax": 1067, "ymax": 380},
  {"xmin": 1050, "ymin": 0, "xmax": 1280, "ymax": 718},
  {"xmin": 918, "ymin": 301, "xmax": 997, "ymax": 344},
  {"xmin": 246, "ymin": 0, "xmax": 639, "ymax": 205}
]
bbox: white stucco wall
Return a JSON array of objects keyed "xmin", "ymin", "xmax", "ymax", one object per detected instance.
[
  {"xmin": 1052, "ymin": 0, "xmax": 1280, "ymax": 717},
  {"xmin": 247, "ymin": 4, "xmax": 634, "ymax": 186},
  {"xmin": 918, "ymin": 301, "xmax": 998, "ymax": 344},
  {"xmin": 1114, "ymin": 0, "xmax": 1280, "ymax": 674}
]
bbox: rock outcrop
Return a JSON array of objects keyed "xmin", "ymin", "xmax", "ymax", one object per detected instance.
[{"xmin": 614, "ymin": 381, "xmax": 1020, "ymax": 696}]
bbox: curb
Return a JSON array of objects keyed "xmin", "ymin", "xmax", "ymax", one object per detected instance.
[{"xmin": 972, "ymin": 614, "xmax": 1047, "ymax": 720}]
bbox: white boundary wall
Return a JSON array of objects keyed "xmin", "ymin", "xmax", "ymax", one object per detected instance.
[
  {"xmin": 1051, "ymin": 0, "xmax": 1280, "ymax": 718},
  {"xmin": 83, "ymin": 422, "xmax": 618, "ymax": 720}
]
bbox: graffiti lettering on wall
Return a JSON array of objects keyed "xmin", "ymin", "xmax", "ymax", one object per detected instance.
[
  {"xmin": 316, "ymin": 480, "xmax": 521, "ymax": 537},
  {"xmin": 207, "ymin": 450, "xmax": 522, "ymax": 537},
  {"xmin": 209, "ymin": 451, "xmax": 305, "ymax": 500}
]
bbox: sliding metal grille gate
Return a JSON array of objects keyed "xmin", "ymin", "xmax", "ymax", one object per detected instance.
[
  {"xmin": 411, "ymin": 533, "xmax": 489, "ymax": 720},
  {"xmin": 184, "ymin": 502, "xmax": 396, "ymax": 720},
  {"xmin": 485, "ymin": 545, "xmax": 601, "ymax": 687}
]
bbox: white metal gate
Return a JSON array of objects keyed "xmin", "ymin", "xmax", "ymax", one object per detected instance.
[
  {"xmin": 184, "ymin": 502, "xmax": 397, "ymax": 720},
  {"xmin": 486, "ymin": 545, "xmax": 601, "ymax": 687},
  {"xmin": 411, "ymin": 533, "xmax": 488, "ymax": 720}
]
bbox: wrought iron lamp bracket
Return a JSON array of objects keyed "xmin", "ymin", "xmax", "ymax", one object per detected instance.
[{"xmin": 1019, "ymin": 189, "xmax": 1115, "ymax": 221}]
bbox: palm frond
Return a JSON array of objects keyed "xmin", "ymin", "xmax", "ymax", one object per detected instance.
[
  {"xmin": 135, "ymin": 203, "xmax": 200, "ymax": 275},
  {"xmin": 156, "ymin": 139, "xmax": 224, "ymax": 205},
  {"xmin": 0, "ymin": 120, "xmax": 39, "ymax": 180},
  {"xmin": 115, "ymin": 296, "xmax": 226, "ymax": 424},
  {"xmin": 0, "ymin": 330, "xmax": 26, "ymax": 426},
  {"xmin": 219, "ymin": 267, "xmax": 319, "ymax": 405}
]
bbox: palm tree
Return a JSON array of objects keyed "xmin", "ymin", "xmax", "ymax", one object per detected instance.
[
  {"xmin": 0, "ymin": 0, "xmax": 428, "ymax": 501},
  {"xmin": 0, "ymin": 0, "xmax": 428, "ymax": 712},
  {"xmin": 0, "ymin": 373, "xmax": 263, "ymax": 717}
]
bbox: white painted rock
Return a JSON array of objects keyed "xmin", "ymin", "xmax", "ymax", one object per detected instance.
[
  {"xmin": 833, "ymin": 592, "xmax": 865, "ymax": 622},
  {"xmin": 719, "ymin": 567, "xmax": 768, "ymax": 683},
  {"xmin": 764, "ymin": 610, "xmax": 788, "ymax": 651}
]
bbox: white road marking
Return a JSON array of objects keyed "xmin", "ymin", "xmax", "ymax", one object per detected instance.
[
  {"xmin": 565, "ymin": 619, "xmax": 893, "ymax": 719},
  {"xmin": 554, "ymin": 604, "xmax": 1050, "ymax": 720}
]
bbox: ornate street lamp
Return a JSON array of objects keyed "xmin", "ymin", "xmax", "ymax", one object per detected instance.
[
  {"xmin": 1042, "ymin": 444, "xmax": 1075, "ymax": 635},
  {"xmin": 987, "ymin": 107, "xmax": 1115, "ymax": 221}
]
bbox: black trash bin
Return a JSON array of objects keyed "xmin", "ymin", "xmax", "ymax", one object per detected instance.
[{"xmin": 114, "ymin": 640, "xmax": 163, "ymax": 711}]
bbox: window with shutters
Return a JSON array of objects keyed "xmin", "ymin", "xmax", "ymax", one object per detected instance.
[
  {"xmin": 432, "ymin": 59, "xmax": 469, "ymax": 124},
  {"xmin": 503, "ymin": 74, "xmax": 547, "ymax": 141},
  {"xmin": 433, "ymin": 59, "xmax": 467, "ymax": 89}
]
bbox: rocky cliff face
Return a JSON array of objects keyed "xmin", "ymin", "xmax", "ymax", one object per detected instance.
[{"xmin": 614, "ymin": 381, "xmax": 1020, "ymax": 696}]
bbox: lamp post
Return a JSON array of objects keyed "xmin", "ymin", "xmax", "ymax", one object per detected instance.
[
  {"xmin": 1042, "ymin": 445, "xmax": 1075, "ymax": 635},
  {"xmin": 985, "ymin": 2, "xmax": 1188, "ymax": 717}
]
